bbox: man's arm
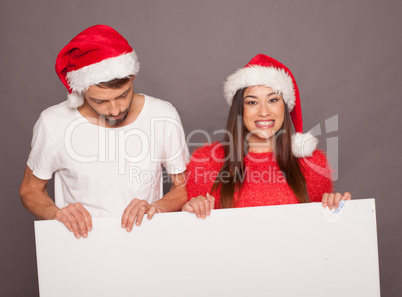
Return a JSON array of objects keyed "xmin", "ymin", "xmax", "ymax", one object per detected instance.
[
  {"xmin": 20, "ymin": 165, "xmax": 58, "ymax": 219},
  {"xmin": 151, "ymin": 172, "xmax": 188, "ymax": 213},
  {"xmin": 20, "ymin": 165, "xmax": 92, "ymax": 238},
  {"xmin": 121, "ymin": 172, "xmax": 187, "ymax": 231}
]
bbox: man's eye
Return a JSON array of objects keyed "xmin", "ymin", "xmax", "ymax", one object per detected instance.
[{"xmin": 117, "ymin": 92, "xmax": 129, "ymax": 99}]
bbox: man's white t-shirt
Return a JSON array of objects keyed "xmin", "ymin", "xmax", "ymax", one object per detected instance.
[{"xmin": 27, "ymin": 94, "xmax": 189, "ymax": 217}]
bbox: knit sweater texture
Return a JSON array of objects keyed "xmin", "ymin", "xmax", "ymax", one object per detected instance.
[{"xmin": 186, "ymin": 142, "xmax": 333, "ymax": 208}]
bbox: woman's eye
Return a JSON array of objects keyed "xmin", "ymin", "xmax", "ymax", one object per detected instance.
[
  {"xmin": 246, "ymin": 101, "xmax": 257, "ymax": 105},
  {"xmin": 269, "ymin": 98, "xmax": 279, "ymax": 103}
]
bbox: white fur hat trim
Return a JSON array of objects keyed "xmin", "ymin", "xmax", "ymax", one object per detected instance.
[
  {"xmin": 224, "ymin": 66, "xmax": 296, "ymax": 112},
  {"xmin": 292, "ymin": 132, "xmax": 318, "ymax": 157}
]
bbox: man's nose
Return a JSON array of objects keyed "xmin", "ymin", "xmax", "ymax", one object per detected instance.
[{"xmin": 109, "ymin": 101, "xmax": 120, "ymax": 116}]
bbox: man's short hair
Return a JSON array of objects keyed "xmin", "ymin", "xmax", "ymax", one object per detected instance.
[{"xmin": 97, "ymin": 76, "xmax": 132, "ymax": 89}]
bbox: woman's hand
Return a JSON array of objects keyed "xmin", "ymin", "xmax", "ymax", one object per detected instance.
[
  {"xmin": 322, "ymin": 192, "xmax": 351, "ymax": 210},
  {"xmin": 182, "ymin": 193, "xmax": 215, "ymax": 219}
]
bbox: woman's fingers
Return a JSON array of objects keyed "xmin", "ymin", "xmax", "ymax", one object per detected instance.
[
  {"xmin": 322, "ymin": 193, "xmax": 329, "ymax": 208},
  {"xmin": 182, "ymin": 203, "xmax": 195, "ymax": 213},
  {"xmin": 333, "ymin": 192, "xmax": 343, "ymax": 210},
  {"xmin": 322, "ymin": 192, "xmax": 352, "ymax": 210},
  {"xmin": 198, "ymin": 199, "xmax": 206, "ymax": 218},
  {"xmin": 343, "ymin": 192, "xmax": 352, "ymax": 200},
  {"xmin": 206, "ymin": 193, "xmax": 215, "ymax": 215},
  {"xmin": 191, "ymin": 200, "xmax": 202, "ymax": 218},
  {"xmin": 327, "ymin": 194, "xmax": 335, "ymax": 210},
  {"xmin": 182, "ymin": 195, "xmax": 213, "ymax": 218}
]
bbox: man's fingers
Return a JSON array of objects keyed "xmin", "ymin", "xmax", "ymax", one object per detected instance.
[
  {"xmin": 54, "ymin": 204, "xmax": 92, "ymax": 239},
  {"xmin": 126, "ymin": 206, "xmax": 139, "ymax": 232},
  {"xmin": 121, "ymin": 204, "xmax": 134, "ymax": 228},
  {"xmin": 147, "ymin": 206, "xmax": 158, "ymax": 220},
  {"xmin": 62, "ymin": 209, "xmax": 81, "ymax": 238},
  {"xmin": 61, "ymin": 216, "xmax": 73, "ymax": 232},
  {"xmin": 121, "ymin": 199, "xmax": 139, "ymax": 228},
  {"xmin": 135, "ymin": 205, "xmax": 149, "ymax": 227},
  {"xmin": 122, "ymin": 200, "xmax": 154, "ymax": 231},
  {"xmin": 121, "ymin": 206, "xmax": 131, "ymax": 228},
  {"xmin": 75, "ymin": 203, "xmax": 92, "ymax": 232},
  {"xmin": 55, "ymin": 212, "xmax": 73, "ymax": 232},
  {"xmin": 68, "ymin": 205, "xmax": 89, "ymax": 238}
]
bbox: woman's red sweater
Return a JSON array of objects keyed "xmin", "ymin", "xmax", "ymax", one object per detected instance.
[{"xmin": 186, "ymin": 142, "xmax": 333, "ymax": 208}]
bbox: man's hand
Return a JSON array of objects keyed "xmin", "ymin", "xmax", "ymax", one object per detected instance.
[
  {"xmin": 20, "ymin": 166, "xmax": 92, "ymax": 239},
  {"xmin": 182, "ymin": 193, "xmax": 215, "ymax": 219},
  {"xmin": 322, "ymin": 192, "xmax": 352, "ymax": 210},
  {"xmin": 121, "ymin": 199, "xmax": 162, "ymax": 232},
  {"xmin": 120, "ymin": 173, "xmax": 187, "ymax": 232},
  {"xmin": 53, "ymin": 203, "xmax": 92, "ymax": 239}
]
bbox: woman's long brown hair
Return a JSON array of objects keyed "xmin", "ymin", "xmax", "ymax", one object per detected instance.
[{"xmin": 211, "ymin": 88, "xmax": 309, "ymax": 208}]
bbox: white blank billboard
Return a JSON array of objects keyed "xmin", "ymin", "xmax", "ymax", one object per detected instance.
[{"xmin": 35, "ymin": 199, "xmax": 380, "ymax": 297}]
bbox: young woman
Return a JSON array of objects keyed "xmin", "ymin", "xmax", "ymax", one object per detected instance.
[{"xmin": 183, "ymin": 54, "xmax": 351, "ymax": 218}]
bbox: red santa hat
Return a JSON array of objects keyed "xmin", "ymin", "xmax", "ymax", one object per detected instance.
[
  {"xmin": 55, "ymin": 24, "xmax": 140, "ymax": 108},
  {"xmin": 223, "ymin": 54, "xmax": 317, "ymax": 157}
]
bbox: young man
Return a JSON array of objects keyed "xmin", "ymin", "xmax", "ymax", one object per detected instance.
[{"xmin": 19, "ymin": 25, "xmax": 189, "ymax": 239}]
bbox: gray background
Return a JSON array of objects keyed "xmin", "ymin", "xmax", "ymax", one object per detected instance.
[{"xmin": 1, "ymin": 0, "xmax": 401, "ymax": 296}]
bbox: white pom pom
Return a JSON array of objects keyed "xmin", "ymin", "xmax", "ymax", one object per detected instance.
[
  {"xmin": 292, "ymin": 132, "xmax": 318, "ymax": 157},
  {"xmin": 67, "ymin": 92, "xmax": 84, "ymax": 108}
]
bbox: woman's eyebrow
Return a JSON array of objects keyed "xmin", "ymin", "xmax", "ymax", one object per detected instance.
[{"xmin": 244, "ymin": 92, "xmax": 276, "ymax": 99}]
